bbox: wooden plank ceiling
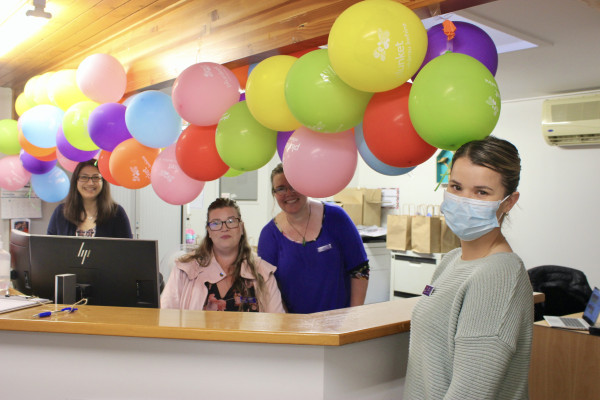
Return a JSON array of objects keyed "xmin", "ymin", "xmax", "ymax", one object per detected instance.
[{"xmin": 0, "ymin": 0, "xmax": 494, "ymax": 97}]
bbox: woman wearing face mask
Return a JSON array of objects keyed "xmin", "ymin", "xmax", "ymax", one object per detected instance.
[{"xmin": 404, "ymin": 136, "xmax": 533, "ymax": 400}]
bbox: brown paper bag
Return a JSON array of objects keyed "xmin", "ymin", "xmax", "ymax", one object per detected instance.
[
  {"xmin": 411, "ymin": 209, "xmax": 441, "ymax": 253},
  {"xmin": 362, "ymin": 188, "xmax": 382, "ymax": 226},
  {"xmin": 333, "ymin": 188, "xmax": 363, "ymax": 225},
  {"xmin": 440, "ymin": 216, "xmax": 461, "ymax": 253},
  {"xmin": 386, "ymin": 214, "xmax": 412, "ymax": 251}
]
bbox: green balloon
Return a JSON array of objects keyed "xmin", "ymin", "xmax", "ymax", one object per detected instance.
[
  {"xmin": 62, "ymin": 101, "xmax": 99, "ymax": 151},
  {"xmin": 409, "ymin": 52, "xmax": 501, "ymax": 150},
  {"xmin": 285, "ymin": 49, "xmax": 373, "ymax": 133},
  {"xmin": 223, "ymin": 168, "xmax": 244, "ymax": 177},
  {"xmin": 0, "ymin": 119, "xmax": 21, "ymax": 155},
  {"xmin": 216, "ymin": 101, "xmax": 277, "ymax": 171}
]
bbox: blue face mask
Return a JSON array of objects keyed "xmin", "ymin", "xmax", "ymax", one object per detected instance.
[{"xmin": 440, "ymin": 190, "xmax": 510, "ymax": 241}]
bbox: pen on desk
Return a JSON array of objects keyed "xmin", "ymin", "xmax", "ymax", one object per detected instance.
[{"xmin": 33, "ymin": 307, "xmax": 78, "ymax": 318}]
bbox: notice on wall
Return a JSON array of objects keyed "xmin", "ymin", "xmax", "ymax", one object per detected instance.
[{"xmin": 1, "ymin": 187, "xmax": 42, "ymax": 219}]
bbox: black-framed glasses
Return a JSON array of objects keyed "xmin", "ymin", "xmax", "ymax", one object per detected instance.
[
  {"xmin": 78, "ymin": 175, "xmax": 103, "ymax": 183},
  {"xmin": 207, "ymin": 217, "xmax": 241, "ymax": 231},
  {"xmin": 273, "ymin": 185, "xmax": 296, "ymax": 196}
]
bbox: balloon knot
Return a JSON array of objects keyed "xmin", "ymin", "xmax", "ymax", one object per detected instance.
[{"xmin": 442, "ymin": 20, "xmax": 456, "ymax": 41}]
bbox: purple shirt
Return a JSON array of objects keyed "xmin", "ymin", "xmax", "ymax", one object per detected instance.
[{"xmin": 258, "ymin": 203, "xmax": 368, "ymax": 313}]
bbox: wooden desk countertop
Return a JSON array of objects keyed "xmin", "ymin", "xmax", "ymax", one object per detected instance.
[{"xmin": 0, "ymin": 293, "xmax": 544, "ymax": 346}]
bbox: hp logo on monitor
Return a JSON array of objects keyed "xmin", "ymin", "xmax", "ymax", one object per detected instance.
[{"xmin": 77, "ymin": 242, "xmax": 91, "ymax": 265}]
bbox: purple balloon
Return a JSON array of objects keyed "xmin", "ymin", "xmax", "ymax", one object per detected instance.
[
  {"xmin": 56, "ymin": 125, "xmax": 99, "ymax": 162},
  {"xmin": 19, "ymin": 150, "xmax": 57, "ymax": 174},
  {"xmin": 88, "ymin": 102, "xmax": 133, "ymax": 151},
  {"xmin": 277, "ymin": 131, "xmax": 294, "ymax": 161},
  {"xmin": 239, "ymin": 92, "xmax": 246, "ymax": 102},
  {"xmin": 415, "ymin": 21, "xmax": 498, "ymax": 78}
]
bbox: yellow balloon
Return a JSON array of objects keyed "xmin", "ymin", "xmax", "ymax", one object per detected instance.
[
  {"xmin": 328, "ymin": 0, "xmax": 427, "ymax": 92},
  {"xmin": 245, "ymin": 55, "xmax": 301, "ymax": 132},
  {"xmin": 24, "ymin": 75, "xmax": 40, "ymax": 106},
  {"xmin": 33, "ymin": 72, "xmax": 55, "ymax": 105},
  {"xmin": 62, "ymin": 101, "xmax": 100, "ymax": 151},
  {"xmin": 15, "ymin": 93, "xmax": 35, "ymax": 116},
  {"xmin": 48, "ymin": 69, "xmax": 91, "ymax": 111}
]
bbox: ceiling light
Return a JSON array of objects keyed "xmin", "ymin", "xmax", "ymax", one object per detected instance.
[{"xmin": 26, "ymin": 0, "xmax": 51, "ymax": 19}]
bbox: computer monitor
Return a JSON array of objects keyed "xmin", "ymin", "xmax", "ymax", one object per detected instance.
[{"xmin": 9, "ymin": 230, "xmax": 160, "ymax": 308}]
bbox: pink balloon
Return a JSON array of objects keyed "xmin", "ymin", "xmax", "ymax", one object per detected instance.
[
  {"xmin": 151, "ymin": 144, "xmax": 205, "ymax": 205},
  {"xmin": 56, "ymin": 149, "xmax": 79, "ymax": 172},
  {"xmin": 77, "ymin": 54, "xmax": 127, "ymax": 103},
  {"xmin": 0, "ymin": 155, "xmax": 32, "ymax": 190},
  {"xmin": 282, "ymin": 127, "xmax": 357, "ymax": 198},
  {"xmin": 172, "ymin": 62, "xmax": 240, "ymax": 126}
]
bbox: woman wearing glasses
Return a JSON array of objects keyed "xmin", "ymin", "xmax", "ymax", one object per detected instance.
[
  {"xmin": 161, "ymin": 198, "xmax": 285, "ymax": 312},
  {"xmin": 257, "ymin": 163, "xmax": 369, "ymax": 313},
  {"xmin": 47, "ymin": 160, "xmax": 132, "ymax": 238}
]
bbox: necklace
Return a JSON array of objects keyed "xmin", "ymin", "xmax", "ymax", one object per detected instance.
[{"xmin": 285, "ymin": 204, "xmax": 311, "ymax": 246}]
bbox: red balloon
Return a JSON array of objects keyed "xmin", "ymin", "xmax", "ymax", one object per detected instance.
[
  {"xmin": 175, "ymin": 124, "xmax": 229, "ymax": 181},
  {"xmin": 97, "ymin": 150, "xmax": 120, "ymax": 186},
  {"xmin": 363, "ymin": 83, "xmax": 436, "ymax": 167}
]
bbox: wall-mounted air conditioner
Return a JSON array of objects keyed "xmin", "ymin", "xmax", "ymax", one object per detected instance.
[{"xmin": 541, "ymin": 93, "xmax": 600, "ymax": 146}]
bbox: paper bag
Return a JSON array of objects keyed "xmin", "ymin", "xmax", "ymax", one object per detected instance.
[
  {"xmin": 411, "ymin": 214, "xmax": 441, "ymax": 253},
  {"xmin": 362, "ymin": 188, "xmax": 382, "ymax": 226},
  {"xmin": 333, "ymin": 188, "xmax": 363, "ymax": 226},
  {"xmin": 386, "ymin": 214, "xmax": 412, "ymax": 251},
  {"xmin": 440, "ymin": 216, "xmax": 461, "ymax": 253}
]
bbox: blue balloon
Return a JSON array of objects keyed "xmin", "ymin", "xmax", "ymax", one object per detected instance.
[
  {"xmin": 31, "ymin": 166, "xmax": 70, "ymax": 203},
  {"xmin": 125, "ymin": 90, "xmax": 182, "ymax": 148},
  {"xmin": 20, "ymin": 105, "xmax": 64, "ymax": 148},
  {"xmin": 355, "ymin": 124, "xmax": 416, "ymax": 176}
]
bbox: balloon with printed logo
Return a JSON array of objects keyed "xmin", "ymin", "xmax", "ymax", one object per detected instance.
[
  {"xmin": 0, "ymin": 119, "xmax": 21, "ymax": 155},
  {"xmin": 246, "ymin": 55, "xmax": 301, "ymax": 131},
  {"xmin": 223, "ymin": 168, "xmax": 244, "ymax": 178},
  {"xmin": 56, "ymin": 149, "xmax": 79, "ymax": 172},
  {"xmin": 151, "ymin": 144, "xmax": 205, "ymax": 205},
  {"xmin": 19, "ymin": 149, "xmax": 57, "ymax": 174},
  {"xmin": 88, "ymin": 102, "xmax": 132, "ymax": 151},
  {"xmin": 215, "ymin": 101, "xmax": 277, "ymax": 171},
  {"xmin": 109, "ymin": 138, "xmax": 160, "ymax": 189},
  {"xmin": 415, "ymin": 21, "xmax": 498, "ymax": 79},
  {"xmin": 24, "ymin": 75, "xmax": 40, "ymax": 106},
  {"xmin": 125, "ymin": 90, "xmax": 182, "ymax": 148},
  {"xmin": 56, "ymin": 125, "xmax": 98, "ymax": 162},
  {"xmin": 77, "ymin": 53, "xmax": 127, "ymax": 103},
  {"xmin": 33, "ymin": 72, "xmax": 55, "ymax": 105},
  {"xmin": 285, "ymin": 49, "xmax": 373, "ymax": 133},
  {"xmin": 62, "ymin": 101, "xmax": 100, "ymax": 151},
  {"xmin": 363, "ymin": 82, "xmax": 436, "ymax": 167},
  {"xmin": 20, "ymin": 104, "xmax": 64, "ymax": 149},
  {"xmin": 17, "ymin": 130, "xmax": 55, "ymax": 158},
  {"xmin": 283, "ymin": 127, "xmax": 357, "ymax": 198},
  {"xmin": 48, "ymin": 69, "xmax": 91, "ymax": 111},
  {"xmin": 328, "ymin": 0, "xmax": 427, "ymax": 92},
  {"xmin": 97, "ymin": 150, "xmax": 120, "ymax": 186},
  {"xmin": 0, "ymin": 155, "xmax": 31, "ymax": 191},
  {"xmin": 15, "ymin": 93, "xmax": 36, "ymax": 117},
  {"xmin": 172, "ymin": 62, "xmax": 241, "ymax": 126},
  {"xmin": 409, "ymin": 52, "xmax": 501, "ymax": 150},
  {"xmin": 175, "ymin": 124, "xmax": 229, "ymax": 181},
  {"xmin": 31, "ymin": 166, "xmax": 70, "ymax": 203},
  {"xmin": 276, "ymin": 130, "xmax": 294, "ymax": 161},
  {"xmin": 355, "ymin": 123, "xmax": 416, "ymax": 176}
]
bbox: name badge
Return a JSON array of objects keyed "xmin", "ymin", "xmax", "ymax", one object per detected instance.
[
  {"xmin": 422, "ymin": 285, "xmax": 435, "ymax": 296},
  {"xmin": 317, "ymin": 243, "xmax": 332, "ymax": 252}
]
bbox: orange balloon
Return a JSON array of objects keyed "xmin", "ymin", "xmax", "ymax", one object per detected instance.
[
  {"xmin": 109, "ymin": 138, "xmax": 160, "ymax": 189},
  {"xmin": 18, "ymin": 130, "xmax": 56, "ymax": 157},
  {"xmin": 33, "ymin": 150, "xmax": 57, "ymax": 162},
  {"xmin": 97, "ymin": 150, "xmax": 120, "ymax": 186},
  {"xmin": 230, "ymin": 65, "xmax": 249, "ymax": 90}
]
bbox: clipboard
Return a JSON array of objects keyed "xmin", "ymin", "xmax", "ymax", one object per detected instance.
[{"xmin": 0, "ymin": 296, "xmax": 51, "ymax": 314}]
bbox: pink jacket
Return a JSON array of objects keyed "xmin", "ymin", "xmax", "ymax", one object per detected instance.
[{"xmin": 160, "ymin": 253, "xmax": 285, "ymax": 313}]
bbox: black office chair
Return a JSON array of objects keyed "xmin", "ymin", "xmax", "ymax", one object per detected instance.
[{"xmin": 528, "ymin": 265, "xmax": 592, "ymax": 321}]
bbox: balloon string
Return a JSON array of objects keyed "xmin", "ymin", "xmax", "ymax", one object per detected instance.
[{"xmin": 443, "ymin": 20, "xmax": 456, "ymax": 53}]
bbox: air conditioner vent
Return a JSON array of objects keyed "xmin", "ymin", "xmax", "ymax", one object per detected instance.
[
  {"xmin": 545, "ymin": 133, "xmax": 600, "ymax": 146},
  {"xmin": 550, "ymin": 101, "xmax": 600, "ymax": 122},
  {"xmin": 542, "ymin": 94, "xmax": 600, "ymax": 146}
]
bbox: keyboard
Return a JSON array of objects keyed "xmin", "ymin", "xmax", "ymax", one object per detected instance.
[{"xmin": 560, "ymin": 317, "xmax": 588, "ymax": 329}]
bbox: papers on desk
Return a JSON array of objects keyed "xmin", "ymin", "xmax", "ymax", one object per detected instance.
[
  {"xmin": 0, "ymin": 296, "xmax": 51, "ymax": 314},
  {"xmin": 357, "ymin": 225, "xmax": 387, "ymax": 238}
]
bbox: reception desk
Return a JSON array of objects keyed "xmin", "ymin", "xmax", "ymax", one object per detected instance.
[{"xmin": 0, "ymin": 293, "xmax": 544, "ymax": 400}]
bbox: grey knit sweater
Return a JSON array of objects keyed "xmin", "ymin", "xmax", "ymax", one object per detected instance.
[{"xmin": 404, "ymin": 249, "xmax": 534, "ymax": 400}]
